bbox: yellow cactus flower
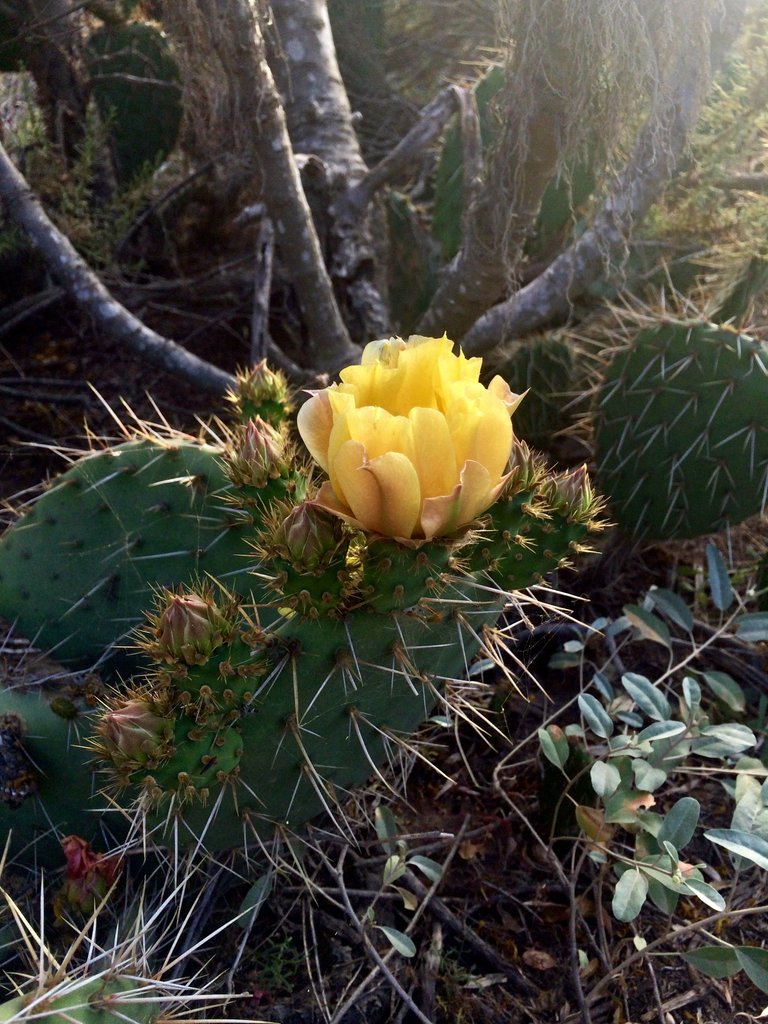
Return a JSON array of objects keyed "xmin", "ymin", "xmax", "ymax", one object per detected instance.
[{"xmin": 297, "ymin": 334, "xmax": 522, "ymax": 539}]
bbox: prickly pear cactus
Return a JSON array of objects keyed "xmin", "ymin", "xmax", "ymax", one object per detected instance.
[
  {"xmin": 0, "ymin": 364, "xmax": 298, "ymax": 668},
  {"xmin": 1, "ymin": 461, "xmax": 602, "ymax": 859},
  {"xmin": 594, "ymin": 322, "xmax": 768, "ymax": 540},
  {"xmin": 0, "ymin": 973, "xmax": 159, "ymax": 1024},
  {"xmin": 0, "ymin": 337, "xmax": 605, "ymax": 861},
  {"xmin": 490, "ymin": 333, "xmax": 579, "ymax": 450}
]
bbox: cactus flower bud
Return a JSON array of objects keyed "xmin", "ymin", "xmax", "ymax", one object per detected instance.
[
  {"xmin": 225, "ymin": 417, "xmax": 288, "ymax": 489},
  {"xmin": 230, "ymin": 360, "xmax": 292, "ymax": 427},
  {"xmin": 272, "ymin": 501, "xmax": 345, "ymax": 570},
  {"xmin": 55, "ymin": 835, "xmax": 122, "ymax": 917},
  {"xmin": 297, "ymin": 335, "xmax": 522, "ymax": 539},
  {"xmin": 149, "ymin": 590, "xmax": 230, "ymax": 665},
  {"xmin": 99, "ymin": 698, "xmax": 172, "ymax": 767},
  {"xmin": 550, "ymin": 465, "xmax": 602, "ymax": 522}
]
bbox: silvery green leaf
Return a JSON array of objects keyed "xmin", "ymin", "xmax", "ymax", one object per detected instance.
[
  {"xmin": 590, "ymin": 760, "xmax": 621, "ymax": 798},
  {"xmin": 682, "ymin": 677, "xmax": 701, "ymax": 716},
  {"xmin": 238, "ymin": 872, "xmax": 273, "ymax": 926},
  {"xmin": 692, "ymin": 724, "xmax": 756, "ymax": 759},
  {"xmin": 680, "ymin": 877, "xmax": 726, "ymax": 911},
  {"xmin": 612, "ymin": 868, "xmax": 648, "ymax": 922},
  {"xmin": 538, "ymin": 726, "xmax": 570, "ymax": 769},
  {"xmin": 702, "ymin": 671, "xmax": 745, "ymax": 713},
  {"xmin": 705, "ymin": 828, "xmax": 768, "ymax": 870},
  {"xmin": 623, "ymin": 604, "xmax": 672, "ymax": 648},
  {"xmin": 408, "ymin": 855, "xmax": 443, "ymax": 884},
  {"xmin": 549, "ymin": 652, "xmax": 581, "ymax": 670},
  {"xmin": 647, "ymin": 877, "xmax": 678, "ymax": 914},
  {"xmin": 735, "ymin": 946, "xmax": 768, "ymax": 993},
  {"xmin": 657, "ymin": 797, "xmax": 700, "ymax": 851},
  {"xmin": 564, "ymin": 639, "xmax": 585, "ymax": 653},
  {"xmin": 733, "ymin": 613, "xmax": 768, "ymax": 642},
  {"xmin": 632, "ymin": 759, "xmax": 667, "ymax": 792},
  {"xmin": 375, "ymin": 805, "xmax": 399, "ymax": 854},
  {"xmin": 636, "ymin": 720, "xmax": 687, "ymax": 744},
  {"xmin": 606, "ymin": 616, "xmax": 631, "ymax": 636},
  {"xmin": 681, "ymin": 945, "xmax": 741, "ymax": 979},
  {"xmin": 648, "ymin": 587, "xmax": 693, "ymax": 632},
  {"xmin": 375, "ymin": 925, "xmax": 416, "ymax": 958},
  {"xmin": 383, "ymin": 853, "xmax": 406, "ymax": 886},
  {"xmin": 621, "ymin": 673, "xmax": 671, "ymax": 721},
  {"xmin": 706, "ymin": 543, "xmax": 734, "ymax": 612},
  {"xmin": 731, "ymin": 788, "xmax": 768, "ymax": 869},
  {"xmin": 592, "ymin": 672, "xmax": 615, "ymax": 700},
  {"xmin": 578, "ymin": 693, "xmax": 614, "ymax": 739}
]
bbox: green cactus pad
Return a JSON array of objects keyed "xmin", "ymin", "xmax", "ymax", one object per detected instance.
[
  {"xmin": 0, "ymin": 439, "xmax": 259, "ymax": 667},
  {"xmin": 0, "ymin": 975, "xmax": 159, "ymax": 1024},
  {"xmin": 594, "ymin": 322, "xmax": 768, "ymax": 539}
]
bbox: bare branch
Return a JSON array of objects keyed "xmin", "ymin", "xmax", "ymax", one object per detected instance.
[
  {"xmin": 0, "ymin": 139, "xmax": 236, "ymax": 395},
  {"xmin": 340, "ymin": 86, "xmax": 466, "ymax": 217},
  {"xmin": 459, "ymin": 37, "xmax": 711, "ymax": 356},
  {"xmin": 250, "ymin": 216, "xmax": 274, "ymax": 364}
]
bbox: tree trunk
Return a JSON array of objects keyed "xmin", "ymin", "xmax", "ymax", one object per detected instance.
[{"xmin": 162, "ymin": 0, "xmax": 358, "ymax": 371}]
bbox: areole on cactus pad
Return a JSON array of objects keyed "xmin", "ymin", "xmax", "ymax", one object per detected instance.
[{"xmin": 0, "ymin": 337, "xmax": 605, "ymax": 861}]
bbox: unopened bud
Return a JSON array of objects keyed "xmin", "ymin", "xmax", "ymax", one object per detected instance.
[
  {"xmin": 100, "ymin": 698, "xmax": 171, "ymax": 767},
  {"xmin": 150, "ymin": 590, "xmax": 230, "ymax": 665},
  {"xmin": 55, "ymin": 835, "xmax": 122, "ymax": 917},
  {"xmin": 229, "ymin": 361, "xmax": 292, "ymax": 427},
  {"xmin": 225, "ymin": 417, "xmax": 287, "ymax": 488},
  {"xmin": 272, "ymin": 501, "xmax": 345, "ymax": 570}
]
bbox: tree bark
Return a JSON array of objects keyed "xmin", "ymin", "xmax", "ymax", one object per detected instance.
[
  {"xmin": 268, "ymin": 0, "xmax": 391, "ymax": 342},
  {"xmin": 163, "ymin": 0, "xmax": 359, "ymax": 371},
  {"xmin": 0, "ymin": 139, "xmax": 235, "ymax": 395}
]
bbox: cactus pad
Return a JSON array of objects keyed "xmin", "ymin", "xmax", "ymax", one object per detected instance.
[{"xmin": 594, "ymin": 322, "xmax": 768, "ymax": 539}]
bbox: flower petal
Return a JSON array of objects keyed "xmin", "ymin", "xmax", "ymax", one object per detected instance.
[
  {"xmin": 333, "ymin": 441, "xmax": 421, "ymax": 538},
  {"xmin": 420, "ymin": 460, "xmax": 503, "ymax": 539},
  {"xmin": 407, "ymin": 407, "xmax": 458, "ymax": 498},
  {"xmin": 296, "ymin": 390, "xmax": 334, "ymax": 472}
]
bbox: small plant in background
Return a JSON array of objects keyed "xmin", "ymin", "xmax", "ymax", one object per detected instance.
[{"xmin": 533, "ymin": 540, "xmax": 768, "ymax": 1001}]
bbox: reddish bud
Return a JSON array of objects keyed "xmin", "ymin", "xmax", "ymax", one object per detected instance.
[
  {"xmin": 56, "ymin": 836, "xmax": 122, "ymax": 917},
  {"xmin": 272, "ymin": 501, "xmax": 345, "ymax": 570}
]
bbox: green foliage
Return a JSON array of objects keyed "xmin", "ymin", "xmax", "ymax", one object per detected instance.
[
  {"xmin": 432, "ymin": 64, "xmax": 504, "ymax": 263},
  {"xmin": 593, "ymin": 321, "xmax": 768, "ymax": 540},
  {"xmin": 431, "ymin": 62, "xmax": 596, "ymax": 266},
  {"xmin": 385, "ymin": 191, "xmax": 440, "ymax": 334},
  {"xmin": 85, "ymin": 23, "xmax": 182, "ymax": 184},
  {"xmin": 538, "ymin": 542, "xmax": 768, "ymax": 993}
]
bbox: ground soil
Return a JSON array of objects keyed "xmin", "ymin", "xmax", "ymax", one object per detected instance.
[{"xmin": 1, "ymin": 310, "xmax": 768, "ymax": 1024}]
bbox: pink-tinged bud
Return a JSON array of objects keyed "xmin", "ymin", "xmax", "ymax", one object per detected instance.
[
  {"xmin": 150, "ymin": 590, "xmax": 230, "ymax": 665},
  {"xmin": 55, "ymin": 836, "xmax": 122, "ymax": 917},
  {"xmin": 100, "ymin": 698, "xmax": 171, "ymax": 767},
  {"xmin": 272, "ymin": 501, "xmax": 345, "ymax": 570},
  {"xmin": 225, "ymin": 417, "xmax": 288, "ymax": 488}
]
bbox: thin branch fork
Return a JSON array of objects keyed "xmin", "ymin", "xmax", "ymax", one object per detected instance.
[
  {"xmin": 339, "ymin": 85, "xmax": 471, "ymax": 218},
  {"xmin": 0, "ymin": 139, "xmax": 236, "ymax": 395}
]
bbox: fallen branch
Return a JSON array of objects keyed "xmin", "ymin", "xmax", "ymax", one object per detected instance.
[{"xmin": 0, "ymin": 139, "xmax": 236, "ymax": 395}]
